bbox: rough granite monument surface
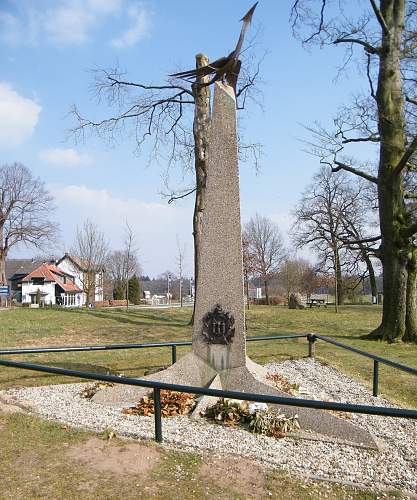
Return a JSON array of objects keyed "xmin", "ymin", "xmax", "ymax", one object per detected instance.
[{"xmin": 94, "ymin": 82, "xmax": 377, "ymax": 449}]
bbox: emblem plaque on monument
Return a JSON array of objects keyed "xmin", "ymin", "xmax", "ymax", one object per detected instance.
[{"xmin": 202, "ymin": 304, "xmax": 235, "ymax": 344}]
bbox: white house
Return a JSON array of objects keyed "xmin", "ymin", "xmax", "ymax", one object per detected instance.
[
  {"xmin": 56, "ymin": 254, "xmax": 104, "ymax": 305},
  {"xmin": 21, "ymin": 263, "xmax": 83, "ymax": 307}
]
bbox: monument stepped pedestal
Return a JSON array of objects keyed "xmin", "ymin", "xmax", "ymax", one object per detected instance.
[{"xmin": 94, "ymin": 82, "xmax": 377, "ymax": 449}]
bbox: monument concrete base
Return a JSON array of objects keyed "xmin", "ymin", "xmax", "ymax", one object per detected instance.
[{"xmin": 92, "ymin": 354, "xmax": 378, "ymax": 449}]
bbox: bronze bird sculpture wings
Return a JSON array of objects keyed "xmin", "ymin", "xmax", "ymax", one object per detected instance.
[{"xmin": 170, "ymin": 2, "xmax": 258, "ymax": 90}]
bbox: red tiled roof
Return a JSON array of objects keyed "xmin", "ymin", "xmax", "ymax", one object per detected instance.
[
  {"xmin": 22, "ymin": 263, "xmax": 82, "ymax": 293},
  {"xmin": 22, "ymin": 263, "xmax": 57, "ymax": 282}
]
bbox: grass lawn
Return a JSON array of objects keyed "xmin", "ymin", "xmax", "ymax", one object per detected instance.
[
  {"xmin": 0, "ymin": 305, "xmax": 414, "ymax": 499},
  {"xmin": 0, "ymin": 410, "xmax": 385, "ymax": 500},
  {"xmin": 0, "ymin": 305, "xmax": 416, "ymax": 407}
]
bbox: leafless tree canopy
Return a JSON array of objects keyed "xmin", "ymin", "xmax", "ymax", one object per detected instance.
[
  {"xmin": 107, "ymin": 249, "xmax": 140, "ymax": 289},
  {"xmin": 0, "ymin": 162, "xmax": 58, "ymax": 283},
  {"xmin": 243, "ymin": 214, "xmax": 286, "ymax": 304},
  {"xmin": 71, "ymin": 219, "xmax": 109, "ymax": 302},
  {"xmin": 292, "ymin": 166, "xmax": 378, "ymax": 303},
  {"xmin": 69, "ymin": 50, "xmax": 264, "ymax": 198}
]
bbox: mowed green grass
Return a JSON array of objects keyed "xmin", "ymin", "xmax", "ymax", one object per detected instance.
[{"xmin": 0, "ymin": 305, "xmax": 416, "ymax": 407}]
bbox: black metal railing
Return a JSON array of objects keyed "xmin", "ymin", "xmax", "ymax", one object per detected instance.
[
  {"xmin": 1, "ymin": 333, "xmax": 416, "ymax": 443},
  {"xmin": 307, "ymin": 334, "xmax": 417, "ymax": 396},
  {"xmin": 0, "ymin": 334, "xmax": 306, "ymax": 367},
  {"xmin": 0, "ymin": 332, "xmax": 416, "ymax": 397},
  {"xmin": 0, "ymin": 356, "xmax": 416, "ymax": 444}
]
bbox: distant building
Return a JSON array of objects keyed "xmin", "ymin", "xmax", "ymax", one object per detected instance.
[
  {"xmin": 20, "ymin": 262, "xmax": 82, "ymax": 307},
  {"xmin": 6, "ymin": 254, "xmax": 104, "ymax": 307},
  {"xmin": 56, "ymin": 254, "xmax": 104, "ymax": 304},
  {"xmin": 248, "ymin": 287, "xmax": 263, "ymax": 299},
  {"xmin": 6, "ymin": 258, "xmax": 44, "ymax": 301}
]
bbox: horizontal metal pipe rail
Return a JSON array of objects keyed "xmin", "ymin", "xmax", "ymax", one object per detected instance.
[
  {"xmin": 1, "ymin": 333, "xmax": 415, "ymax": 400},
  {"xmin": 0, "ymin": 357, "xmax": 416, "ymax": 443},
  {"xmin": 309, "ymin": 333, "xmax": 417, "ymax": 396},
  {"xmin": 0, "ymin": 334, "xmax": 307, "ymax": 356},
  {"xmin": 311, "ymin": 334, "xmax": 417, "ymax": 376}
]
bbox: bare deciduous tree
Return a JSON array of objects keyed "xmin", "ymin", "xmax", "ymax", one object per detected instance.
[
  {"xmin": 243, "ymin": 214, "xmax": 286, "ymax": 304},
  {"xmin": 0, "ymin": 163, "xmax": 57, "ymax": 287},
  {"xmin": 292, "ymin": 166, "xmax": 377, "ymax": 306},
  {"xmin": 176, "ymin": 236, "xmax": 186, "ymax": 307},
  {"xmin": 71, "ymin": 219, "xmax": 109, "ymax": 305},
  {"xmin": 291, "ymin": 0, "xmax": 417, "ymax": 341},
  {"xmin": 242, "ymin": 231, "xmax": 257, "ymax": 309},
  {"xmin": 278, "ymin": 257, "xmax": 316, "ymax": 304},
  {"xmin": 122, "ymin": 222, "xmax": 137, "ymax": 310},
  {"xmin": 70, "ymin": 32, "xmax": 263, "ymax": 324}
]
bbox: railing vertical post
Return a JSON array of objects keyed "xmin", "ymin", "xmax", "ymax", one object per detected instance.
[
  {"xmin": 373, "ymin": 360, "xmax": 379, "ymax": 397},
  {"xmin": 153, "ymin": 388, "xmax": 163, "ymax": 443},
  {"xmin": 307, "ymin": 334, "xmax": 316, "ymax": 358},
  {"xmin": 171, "ymin": 345, "xmax": 177, "ymax": 365}
]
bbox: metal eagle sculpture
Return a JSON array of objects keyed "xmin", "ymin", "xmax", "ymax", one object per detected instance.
[{"xmin": 169, "ymin": 2, "xmax": 258, "ymax": 91}]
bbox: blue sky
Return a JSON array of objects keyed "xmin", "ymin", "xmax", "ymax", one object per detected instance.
[{"xmin": 0, "ymin": 0, "xmax": 369, "ymax": 277}]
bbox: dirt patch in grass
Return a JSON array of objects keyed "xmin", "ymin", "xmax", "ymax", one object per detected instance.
[
  {"xmin": 0, "ymin": 395, "xmax": 29, "ymax": 414},
  {"xmin": 66, "ymin": 437, "xmax": 161, "ymax": 477},
  {"xmin": 199, "ymin": 455, "xmax": 267, "ymax": 496}
]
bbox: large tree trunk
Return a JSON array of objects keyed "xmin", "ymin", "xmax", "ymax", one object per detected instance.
[
  {"xmin": 404, "ymin": 249, "xmax": 417, "ymax": 342},
  {"xmin": 368, "ymin": 0, "xmax": 417, "ymax": 342},
  {"xmin": 333, "ymin": 246, "xmax": 344, "ymax": 306},
  {"xmin": 363, "ymin": 252, "xmax": 378, "ymax": 303},
  {"xmin": 0, "ymin": 251, "xmax": 6, "ymax": 285},
  {"xmin": 190, "ymin": 54, "xmax": 211, "ymax": 325},
  {"xmin": 264, "ymin": 279, "xmax": 269, "ymax": 305}
]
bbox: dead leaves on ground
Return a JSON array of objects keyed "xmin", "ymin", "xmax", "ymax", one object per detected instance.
[
  {"xmin": 122, "ymin": 390, "xmax": 196, "ymax": 417},
  {"xmin": 266, "ymin": 372, "xmax": 300, "ymax": 394}
]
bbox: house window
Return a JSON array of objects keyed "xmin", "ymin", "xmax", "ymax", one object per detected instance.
[{"xmin": 32, "ymin": 278, "xmax": 44, "ymax": 285}]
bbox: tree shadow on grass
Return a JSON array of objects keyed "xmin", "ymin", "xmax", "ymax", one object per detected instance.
[
  {"xmin": 0, "ymin": 361, "xmax": 164, "ymax": 387},
  {"xmin": 58, "ymin": 308, "xmax": 189, "ymax": 329}
]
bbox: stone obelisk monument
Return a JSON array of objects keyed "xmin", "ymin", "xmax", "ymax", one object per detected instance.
[
  {"xmin": 191, "ymin": 82, "xmax": 246, "ymax": 372},
  {"xmin": 95, "ymin": 82, "xmax": 376, "ymax": 449}
]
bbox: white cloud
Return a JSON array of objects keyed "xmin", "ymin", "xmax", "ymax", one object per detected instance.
[
  {"xmin": 111, "ymin": 3, "xmax": 150, "ymax": 48},
  {"xmin": 52, "ymin": 185, "xmax": 193, "ymax": 276},
  {"xmin": 39, "ymin": 148, "xmax": 89, "ymax": 167},
  {"xmin": 0, "ymin": 0, "xmax": 150, "ymax": 47},
  {"xmin": 0, "ymin": 82, "xmax": 41, "ymax": 147}
]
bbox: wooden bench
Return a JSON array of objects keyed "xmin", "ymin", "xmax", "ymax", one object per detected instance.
[{"xmin": 307, "ymin": 298, "xmax": 327, "ymax": 308}]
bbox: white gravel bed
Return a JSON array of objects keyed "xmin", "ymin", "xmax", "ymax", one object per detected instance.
[{"xmin": 2, "ymin": 358, "xmax": 416, "ymax": 496}]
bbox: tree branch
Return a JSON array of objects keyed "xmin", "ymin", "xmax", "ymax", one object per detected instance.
[
  {"xmin": 168, "ymin": 188, "xmax": 196, "ymax": 204},
  {"xmin": 369, "ymin": 0, "xmax": 389, "ymax": 35},
  {"xmin": 341, "ymin": 135, "xmax": 380, "ymax": 144},
  {"xmin": 303, "ymin": 0, "xmax": 326, "ymax": 43},
  {"xmin": 392, "ymin": 135, "xmax": 417, "ymax": 178},
  {"xmin": 366, "ymin": 53, "xmax": 377, "ymax": 100},
  {"xmin": 332, "ymin": 161, "xmax": 378, "ymax": 184},
  {"xmin": 341, "ymin": 235, "xmax": 381, "ymax": 245},
  {"xmin": 333, "ymin": 37, "xmax": 380, "ymax": 55},
  {"xmin": 406, "ymin": 95, "xmax": 417, "ymax": 106},
  {"xmin": 401, "ymin": 221, "xmax": 417, "ymax": 239},
  {"xmin": 105, "ymin": 74, "xmax": 194, "ymax": 98}
]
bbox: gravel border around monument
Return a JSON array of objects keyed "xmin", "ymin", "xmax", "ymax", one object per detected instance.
[{"xmin": 1, "ymin": 359, "xmax": 416, "ymax": 495}]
